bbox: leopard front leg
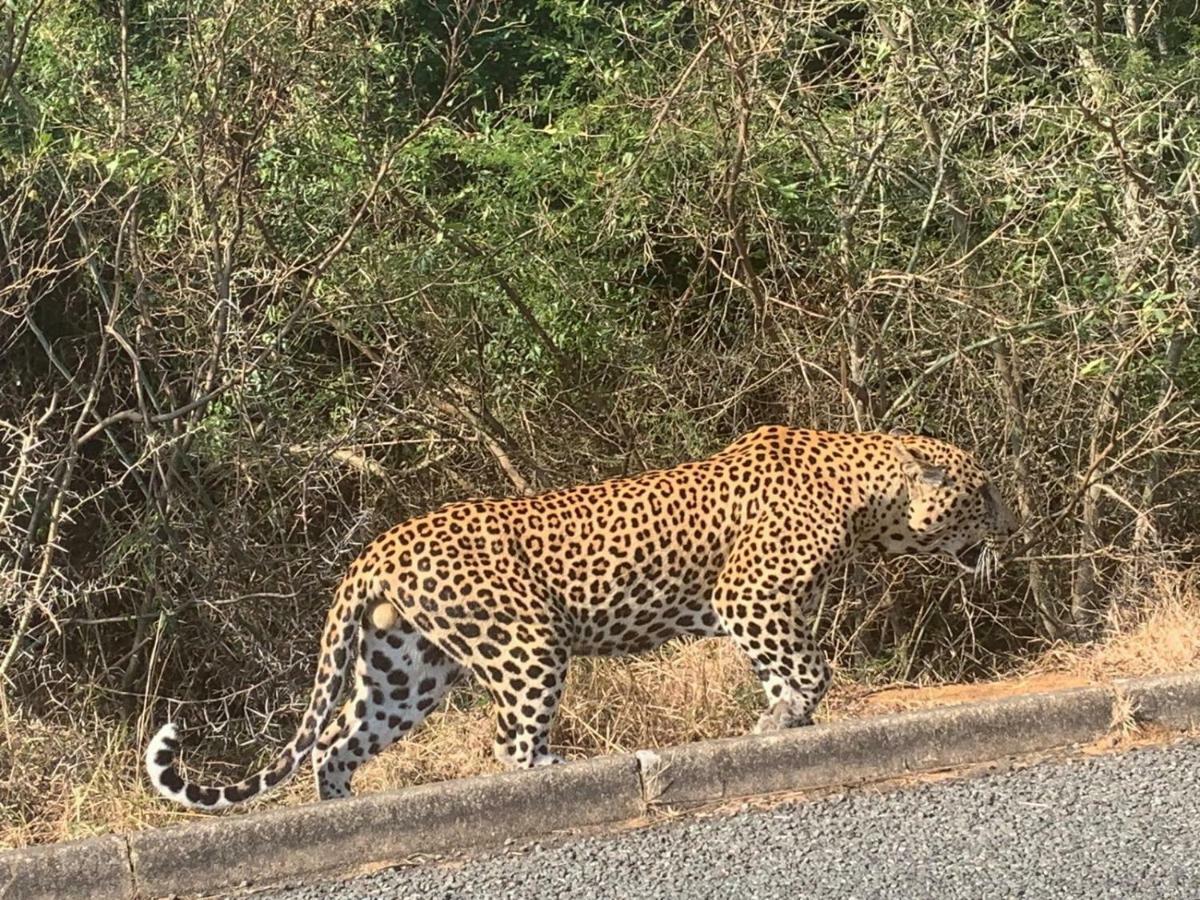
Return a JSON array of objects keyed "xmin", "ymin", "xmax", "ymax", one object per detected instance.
[
  {"xmin": 716, "ymin": 592, "xmax": 831, "ymax": 733},
  {"xmin": 712, "ymin": 519, "xmax": 839, "ymax": 734},
  {"xmin": 748, "ymin": 634, "xmax": 831, "ymax": 732}
]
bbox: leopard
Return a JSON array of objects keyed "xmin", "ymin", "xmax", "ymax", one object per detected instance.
[{"xmin": 145, "ymin": 425, "xmax": 1017, "ymax": 810}]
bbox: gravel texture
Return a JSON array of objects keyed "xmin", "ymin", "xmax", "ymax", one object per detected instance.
[{"xmin": 259, "ymin": 739, "xmax": 1200, "ymax": 899}]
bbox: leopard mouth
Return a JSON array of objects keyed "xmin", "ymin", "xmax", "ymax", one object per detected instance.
[{"xmin": 953, "ymin": 542, "xmax": 985, "ymax": 571}]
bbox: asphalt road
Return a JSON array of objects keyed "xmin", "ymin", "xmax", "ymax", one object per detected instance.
[{"xmin": 262, "ymin": 739, "xmax": 1200, "ymax": 899}]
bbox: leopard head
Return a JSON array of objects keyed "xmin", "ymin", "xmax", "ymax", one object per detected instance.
[{"xmin": 876, "ymin": 431, "xmax": 1018, "ymax": 577}]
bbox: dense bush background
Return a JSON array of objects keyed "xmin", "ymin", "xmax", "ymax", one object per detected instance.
[{"xmin": 2, "ymin": 0, "xmax": 1198, "ymax": 745}]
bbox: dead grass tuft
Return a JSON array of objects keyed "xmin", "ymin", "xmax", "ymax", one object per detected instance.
[
  {"xmin": 1034, "ymin": 565, "xmax": 1200, "ymax": 681},
  {"xmin": 0, "ymin": 711, "xmax": 156, "ymax": 847},
  {"xmin": 556, "ymin": 639, "xmax": 760, "ymax": 755}
]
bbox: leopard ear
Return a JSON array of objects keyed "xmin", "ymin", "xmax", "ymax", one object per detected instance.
[
  {"xmin": 888, "ymin": 426, "xmax": 912, "ymax": 437},
  {"xmin": 892, "ymin": 441, "xmax": 946, "ymax": 488}
]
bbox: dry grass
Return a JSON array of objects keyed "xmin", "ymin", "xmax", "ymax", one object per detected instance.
[
  {"xmin": 0, "ymin": 712, "xmax": 164, "ymax": 847},
  {"xmin": 1036, "ymin": 566, "xmax": 1200, "ymax": 680},
  {"xmin": 3, "ymin": 565, "xmax": 1197, "ymax": 850},
  {"xmin": 835, "ymin": 564, "xmax": 1200, "ymax": 718}
]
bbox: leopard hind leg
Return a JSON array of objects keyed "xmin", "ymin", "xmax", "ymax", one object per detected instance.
[{"xmin": 312, "ymin": 604, "xmax": 463, "ymax": 799}]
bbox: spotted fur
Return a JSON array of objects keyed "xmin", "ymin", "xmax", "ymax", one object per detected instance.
[{"xmin": 146, "ymin": 426, "xmax": 1017, "ymax": 809}]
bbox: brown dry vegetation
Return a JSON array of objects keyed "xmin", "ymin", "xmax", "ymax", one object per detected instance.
[{"xmin": 3, "ymin": 563, "xmax": 1196, "ymax": 850}]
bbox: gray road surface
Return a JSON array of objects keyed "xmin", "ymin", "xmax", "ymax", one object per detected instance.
[{"xmin": 261, "ymin": 738, "xmax": 1200, "ymax": 899}]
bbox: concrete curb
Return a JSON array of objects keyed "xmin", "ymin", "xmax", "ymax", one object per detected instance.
[
  {"xmin": 3, "ymin": 671, "xmax": 1197, "ymax": 899},
  {"xmin": 0, "ymin": 836, "xmax": 132, "ymax": 900},
  {"xmin": 1115, "ymin": 672, "xmax": 1200, "ymax": 731},
  {"xmin": 128, "ymin": 754, "xmax": 641, "ymax": 898},
  {"xmin": 636, "ymin": 685, "xmax": 1114, "ymax": 807}
]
